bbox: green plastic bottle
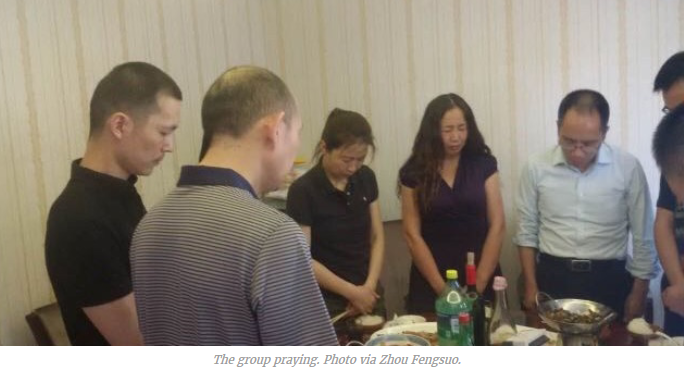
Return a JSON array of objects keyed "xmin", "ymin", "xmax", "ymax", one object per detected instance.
[{"xmin": 436, "ymin": 269, "xmax": 470, "ymax": 346}]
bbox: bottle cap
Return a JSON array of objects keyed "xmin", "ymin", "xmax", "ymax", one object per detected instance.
[
  {"xmin": 493, "ymin": 276, "xmax": 507, "ymax": 290},
  {"xmin": 467, "ymin": 252, "xmax": 475, "ymax": 265},
  {"xmin": 458, "ymin": 312, "xmax": 471, "ymax": 323},
  {"xmin": 446, "ymin": 269, "xmax": 457, "ymax": 280}
]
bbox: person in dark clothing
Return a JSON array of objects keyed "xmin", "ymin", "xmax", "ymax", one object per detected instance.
[
  {"xmin": 398, "ymin": 93, "xmax": 505, "ymax": 314},
  {"xmin": 287, "ymin": 108, "xmax": 385, "ymax": 318},
  {"xmin": 45, "ymin": 62, "xmax": 182, "ymax": 345},
  {"xmin": 653, "ymin": 51, "xmax": 684, "ymax": 336}
]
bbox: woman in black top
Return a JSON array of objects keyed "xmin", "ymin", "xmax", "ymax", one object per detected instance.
[
  {"xmin": 287, "ymin": 108, "xmax": 385, "ymax": 318},
  {"xmin": 398, "ymin": 93, "xmax": 505, "ymax": 313}
]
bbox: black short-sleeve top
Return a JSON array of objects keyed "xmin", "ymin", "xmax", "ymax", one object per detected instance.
[
  {"xmin": 286, "ymin": 162, "xmax": 378, "ymax": 287},
  {"xmin": 45, "ymin": 160, "xmax": 145, "ymax": 345},
  {"xmin": 657, "ymin": 175, "xmax": 684, "ymax": 255},
  {"xmin": 399, "ymin": 154, "xmax": 497, "ymax": 286}
]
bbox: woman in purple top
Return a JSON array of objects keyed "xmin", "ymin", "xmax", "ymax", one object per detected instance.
[{"xmin": 398, "ymin": 93, "xmax": 505, "ymax": 313}]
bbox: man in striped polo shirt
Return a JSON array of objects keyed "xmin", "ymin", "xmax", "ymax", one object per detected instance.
[{"xmin": 131, "ymin": 66, "xmax": 337, "ymax": 345}]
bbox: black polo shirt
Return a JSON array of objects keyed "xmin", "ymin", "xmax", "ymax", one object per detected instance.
[
  {"xmin": 45, "ymin": 160, "xmax": 145, "ymax": 345},
  {"xmin": 286, "ymin": 163, "xmax": 378, "ymax": 290}
]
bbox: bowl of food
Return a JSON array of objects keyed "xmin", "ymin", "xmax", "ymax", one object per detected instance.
[
  {"xmin": 536, "ymin": 293, "xmax": 616, "ymax": 335},
  {"xmin": 365, "ymin": 333, "xmax": 431, "ymax": 346},
  {"xmin": 354, "ymin": 315, "xmax": 386, "ymax": 335},
  {"xmin": 627, "ymin": 317, "xmax": 658, "ymax": 342}
]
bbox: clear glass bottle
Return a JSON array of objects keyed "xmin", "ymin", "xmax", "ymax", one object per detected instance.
[
  {"xmin": 435, "ymin": 269, "xmax": 469, "ymax": 346},
  {"xmin": 488, "ymin": 276, "xmax": 517, "ymax": 345},
  {"xmin": 465, "ymin": 252, "xmax": 486, "ymax": 346}
]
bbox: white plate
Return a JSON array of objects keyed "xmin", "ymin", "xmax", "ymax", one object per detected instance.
[
  {"xmin": 371, "ymin": 322, "xmax": 560, "ymax": 345},
  {"xmin": 365, "ymin": 334, "xmax": 431, "ymax": 346},
  {"xmin": 370, "ymin": 322, "xmax": 437, "ymax": 340},
  {"xmin": 508, "ymin": 325, "xmax": 559, "ymax": 346},
  {"xmin": 648, "ymin": 336, "xmax": 684, "ymax": 346},
  {"xmin": 383, "ymin": 315, "xmax": 427, "ymax": 328}
]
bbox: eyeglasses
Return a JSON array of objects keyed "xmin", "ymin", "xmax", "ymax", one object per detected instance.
[
  {"xmin": 662, "ymin": 106, "xmax": 671, "ymax": 114},
  {"xmin": 558, "ymin": 137, "xmax": 602, "ymax": 153}
]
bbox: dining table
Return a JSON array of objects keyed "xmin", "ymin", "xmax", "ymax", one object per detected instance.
[{"xmin": 342, "ymin": 309, "xmax": 641, "ymax": 346}]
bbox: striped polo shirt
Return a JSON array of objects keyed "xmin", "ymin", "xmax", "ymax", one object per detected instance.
[{"xmin": 131, "ymin": 166, "xmax": 337, "ymax": 345}]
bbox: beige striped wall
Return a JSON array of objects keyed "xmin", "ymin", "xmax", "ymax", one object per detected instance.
[{"xmin": 0, "ymin": 0, "xmax": 681, "ymax": 345}]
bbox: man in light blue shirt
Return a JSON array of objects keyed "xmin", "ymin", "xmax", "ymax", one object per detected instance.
[{"xmin": 515, "ymin": 90, "xmax": 660, "ymax": 321}]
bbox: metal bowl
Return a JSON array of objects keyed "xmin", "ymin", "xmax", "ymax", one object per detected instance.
[{"xmin": 536, "ymin": 293, "xmax": 617, "ymax": 335}]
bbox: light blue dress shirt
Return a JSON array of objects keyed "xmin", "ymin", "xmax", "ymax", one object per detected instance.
[{"xmin": 513, "ymin": 143, "xmax": 660, "ymax": 280}]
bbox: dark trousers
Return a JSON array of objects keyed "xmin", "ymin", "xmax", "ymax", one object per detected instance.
[
  {"xmin": 661, "ymin": 274, "xmax": 684, "ymax": 336},
  {"xmin": 536, "ymin": 253, "xmax": 632, "ymax": 319}
]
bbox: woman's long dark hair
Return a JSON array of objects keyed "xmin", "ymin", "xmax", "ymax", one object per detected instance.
[{"xmin": 398, "ymin": 93, "xmax": 491, "ymax": 214}]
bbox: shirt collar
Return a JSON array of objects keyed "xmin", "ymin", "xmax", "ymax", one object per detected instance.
[
  {"xmin": 595, "ymin": 143, "xmax": 612, "ymax": 164},
  {"xmin": 311, "ymin": 161, "xmax": 356, "ymax": 195},
  {"xmin": 552, "ymin": 143, "xmax": 613, "ymax": 167},
  {"xmin": 71, "ymin": 159, "xmax": 139, "ymax": 196},
  {"xmin": 551, "ymin": 146, "xmax": 566, "ymax": 166},
  {"xmin": 177, "ymin": 165, "xmax": 257, "ymax": 198}
]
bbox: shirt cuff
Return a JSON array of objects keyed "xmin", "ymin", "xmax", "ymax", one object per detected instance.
[
  {"xmin": 513, "ymin": 235, "xmax": 538, "ymax": 248},
  {"xmin": 625, "ymin": 259, "xmax": 661, "ymax": 281}
]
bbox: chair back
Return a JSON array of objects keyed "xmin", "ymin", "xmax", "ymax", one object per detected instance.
[{"xmin": 25, "ymin": 302, "xmax": 71, "ymax": 345}]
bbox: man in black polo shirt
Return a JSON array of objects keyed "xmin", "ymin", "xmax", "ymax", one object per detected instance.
[
  {"xmin": 653, "ymin": 104, "xmax": 684, "ymax": 321},
  {"xmin": 653, "ymin": 51, "xmax": 684, "ymax": 336},
  {"xmin": 44, "ymin": 62, "xmax": 182, "ymax": 345}
]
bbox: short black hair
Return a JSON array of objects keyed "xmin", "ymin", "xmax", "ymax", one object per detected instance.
[
  {"xmin": 654, "ymin": 51, "xmax": 684, "ymax": 92},
  {"xmin": 557, "ymin": 89, "xmax": 610, "ymax": 132},
  {"xmin": 199, "ymin": 66, "xmax": 296, "ymax": 160},
  {"xmin": 653, "ymin": 104, "xmax": 684, "ymax": 178},
  {"xmin": 89, "ymin": 62, "xmax": 182, "ymax": 137}
]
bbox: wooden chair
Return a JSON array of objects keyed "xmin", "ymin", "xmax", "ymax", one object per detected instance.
[{"xmin": 25, "ymin": 302, "xmax": 71, "ymax": 345}]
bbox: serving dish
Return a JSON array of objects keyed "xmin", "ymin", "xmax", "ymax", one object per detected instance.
[{"xmin": 536, "ymin": 293, "xmax": 616, "ymax": 335}]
